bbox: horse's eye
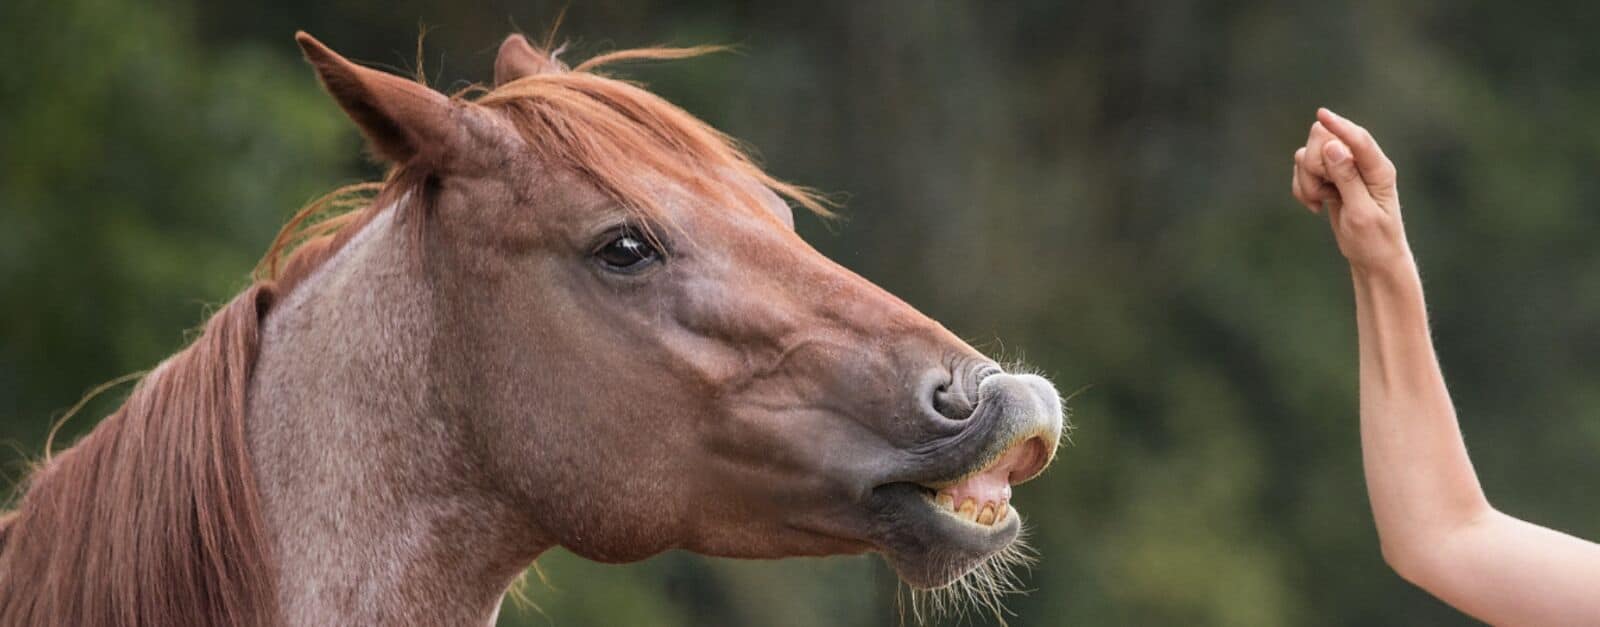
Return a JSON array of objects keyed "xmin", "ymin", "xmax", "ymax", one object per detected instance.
[{"xmin": 594, "ymin": 230, "xmax": 660, "ymax": 272}]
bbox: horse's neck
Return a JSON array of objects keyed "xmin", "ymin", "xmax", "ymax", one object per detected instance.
[{"xmin": 246, "ymin": 206, "xmax": 544, "ymax": 626}]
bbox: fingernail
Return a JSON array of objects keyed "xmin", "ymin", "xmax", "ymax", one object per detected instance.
[{"xmin": 1326, "ymin": 141, "xmax": 1351, "ymax": 164}]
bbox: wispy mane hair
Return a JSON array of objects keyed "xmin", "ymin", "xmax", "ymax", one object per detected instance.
[
  {"xmin": 0, "ymin": 286, "xmax": 280, "ymax": 626},
  {"xmin": 474, "ymin": 44, "xmax": 832, "ymax": 227}
]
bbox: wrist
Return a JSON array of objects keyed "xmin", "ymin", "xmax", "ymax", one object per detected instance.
[{"xmin": 1350, "ymin": 251, "xmax": 1418, "ymax": 286}]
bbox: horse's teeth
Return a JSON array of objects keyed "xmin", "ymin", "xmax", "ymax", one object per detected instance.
[{"xmin": 934, "ymin": 492, "xmax": 1009, "ymax": 524}]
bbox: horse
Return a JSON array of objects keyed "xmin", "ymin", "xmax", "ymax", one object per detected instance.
[{"xmin": 0, "ymin": 32, "xmax": 1066, "ymax": 626}]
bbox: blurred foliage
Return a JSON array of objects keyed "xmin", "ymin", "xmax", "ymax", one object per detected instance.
[{"xmin": 5, "ymin": 0, "xmax": 1600, "ymax": 625}]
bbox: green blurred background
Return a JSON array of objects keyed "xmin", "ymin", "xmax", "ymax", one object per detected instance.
[{"xmin": 5, "ymin": 0, "xmax": 1599, "ymax": 625}]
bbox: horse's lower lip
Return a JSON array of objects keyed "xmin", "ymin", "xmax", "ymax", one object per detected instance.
[
  {"xmin": 871, "ymin": 482, "xmax": 1022, "ymax": 537},
  {"xmin": 863, "ymin": 482, "xmax": 1021, "ymax": 588}
]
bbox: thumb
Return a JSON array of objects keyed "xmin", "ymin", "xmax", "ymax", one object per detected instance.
[{"xmin": 1322, "ymin": 139, "xmax": 1373, "ymax": 206}]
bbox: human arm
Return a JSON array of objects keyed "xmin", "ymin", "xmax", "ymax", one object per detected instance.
[{"xmin": 1294, "ymin": 108, "xmax": 1600, "ymax": 626}]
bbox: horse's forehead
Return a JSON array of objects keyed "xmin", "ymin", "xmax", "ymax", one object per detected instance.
[
  {"xmin": 634, "ymin": 165, "xmax": 791, "ymax": 224},
  {"xmin": 450, "ymin": 112, "xmax": 792, "ymax": 235}
]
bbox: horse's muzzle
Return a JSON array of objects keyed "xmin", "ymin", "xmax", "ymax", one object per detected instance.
[{"xmin": 863, "ymin": 369, "xmax": 1066, "ymax": 589}]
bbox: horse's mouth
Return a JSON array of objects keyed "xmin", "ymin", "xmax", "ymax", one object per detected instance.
[
  {"xmin": 865, "ymin": 432, "xmax": 1056, "ymax": 588},
  {"xmin": 905, "ymin": 434, "xmax": 1053, "ymax": 529}
]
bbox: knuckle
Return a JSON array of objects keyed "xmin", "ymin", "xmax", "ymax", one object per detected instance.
[
  {"xmin": 1376, "ymin": 159, "xmax": 1397, "ymax": 179},
  {"xmin": 1345, "ymin": 207, "xmax": 1386, "ymax": 231}
]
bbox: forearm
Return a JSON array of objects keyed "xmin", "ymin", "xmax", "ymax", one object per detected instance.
[
  {"xmin": 1349, "ymin": 256, "xmax": 1491, "ymax": 567},
  {"xmin": 1351, "ymin": 258, "xmax": 1600, "ymax": 625}
]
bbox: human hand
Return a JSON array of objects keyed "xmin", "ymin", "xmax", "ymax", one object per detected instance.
[{"xmin": 1291, "ymin": 108, "xmax": 1410, "ymax": 270}]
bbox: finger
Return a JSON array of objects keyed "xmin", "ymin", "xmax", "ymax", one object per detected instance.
[
  {"xmin": 1292, "ymin": 162, "xmax": 1319, "ymax": 213},
  {"xmin": 1317, "ymin": 108, "xmax": 1397, "ymax": 189},
  {"xmin": 1294, "ymin": 148, "xmax": 1333, "ymax": 208},
  {"xmin": 1302, "ymin": 121, "xmax": 1335, "ymax": 178},
  {"xmin": 1292, "ymin": 150, "xmax": 1310, "ymax": 208},
  {"xmin": 1312, "ymin": 181, "xmax": 1338, "ymax": 201},
  {"xmin": 1321, "ymin": 139, "xmax": 1374, "ymax": 208},
  {"xmin": 1294, "ymin": 167, "xmax": 1333, "ymax": 213}
]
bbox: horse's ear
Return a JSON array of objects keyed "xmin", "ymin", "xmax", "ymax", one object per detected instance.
[
  {"xmin": 295, "ymin": 31, "xmax": 458, "ymax": 164},
  {"xmin": 495, "ymin": 34, "xmax": 564, "ymax": 86}
]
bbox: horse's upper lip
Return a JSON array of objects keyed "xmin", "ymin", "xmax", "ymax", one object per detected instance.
[{"xmin": 914, "ymin": 432, "xmax": 1054, "ymax": 490}]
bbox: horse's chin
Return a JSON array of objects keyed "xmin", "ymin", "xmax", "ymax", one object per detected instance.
[{"xmin": 866, "ymin": 482, "xmax": 1024, "ymax": 589}]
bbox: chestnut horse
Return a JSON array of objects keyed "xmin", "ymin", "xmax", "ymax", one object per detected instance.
[{"xmin": 0, "ymin": 32, "xmax": 1065, "ymax": 626}]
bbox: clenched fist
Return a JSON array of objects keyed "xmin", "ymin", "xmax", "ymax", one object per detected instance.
[{"xmin": 1291, "ymin": 108, "xmax": 1410, "ymax": 270}]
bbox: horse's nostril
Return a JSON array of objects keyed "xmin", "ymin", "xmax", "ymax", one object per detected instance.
[
  {"xmin": 923, "ymin": 362, "xmax": 998, "ymax": 422},
  {"xmin": 932, "ymin": 380, "xmax": 977, "ymax": 421}
]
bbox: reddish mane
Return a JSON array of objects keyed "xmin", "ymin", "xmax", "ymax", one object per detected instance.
[{"xmin": 0, "ymin": 285, "xmax": 280, "ymax": 625}]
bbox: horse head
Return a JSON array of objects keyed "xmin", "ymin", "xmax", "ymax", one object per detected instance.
[{"xmin": 291, "ymin": 31, "xmax": 1066, "ymax": 595}]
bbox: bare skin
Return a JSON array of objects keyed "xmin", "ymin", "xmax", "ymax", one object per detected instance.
[{"xmin": 1293, "ymin": 108, "xmax": 1600, "ymax": 626}]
